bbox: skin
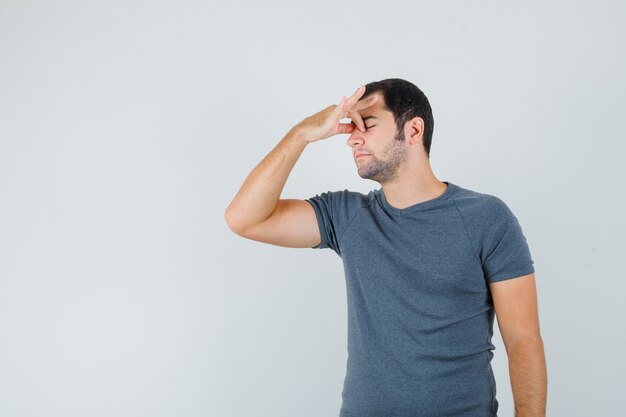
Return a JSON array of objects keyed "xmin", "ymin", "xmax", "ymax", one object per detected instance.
[
  {"xmin": 296, "ymin": 85, "xmax": 448, "ymax": 208},
  {"xmin": 345, "ymin": 90, "xmax": 447, "ymax": 208}
]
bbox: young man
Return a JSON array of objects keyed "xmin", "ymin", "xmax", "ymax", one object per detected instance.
[{"xmin": 224, "ymin": 78, "xmax": 547, "ymax": 417}]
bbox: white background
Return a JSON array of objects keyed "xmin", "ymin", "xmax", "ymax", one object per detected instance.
[{"xmin": 1, "ymin": 1, "xmax": 624, "ymax": 416}]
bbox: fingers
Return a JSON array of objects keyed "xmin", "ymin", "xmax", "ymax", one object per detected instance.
[
  {"xmin": 354, "ymin": 94, "xmax": 377, "ymax": 111},
  {"xmin": 336, "ymin": 122, "xmax": 356, "ymax": 135},
  {"xmin": 336, "ymin": 85, "xmax": 365, "ymax": 116},
  {"xmin": 345, "ymin": 85, "xmax": 366, "ymax": 107},
  {"xmin": 348, "ymin": 97, "xmax": 374, "ymax": 132},
  {"xmin": 334, "ymin": 97, "xmax": 359, "ymax": 134},
  {"xmin": 342, "ymin": 86, "xmax": 367, "ymax": 132},
  {"xmin": 348, "ymin": 109, "xmax": 366, "ymax": 132},
  {"xmin": 335, "ymin": 96, "xmax": 348, "ymax": 118},
  {"xmin": 348, "ymin": 88, "xmax": 378, "ymax": 132},
  {"xmin": 335, "ymin": 85, "xmax": 377, "ymax": 132}
]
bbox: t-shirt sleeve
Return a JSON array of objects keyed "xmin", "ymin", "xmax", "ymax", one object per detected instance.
[
  {"xmin": 304, "ymin": 189, "xmax": 356, "ymax": 256},
  {"xmin": 479, "ymin": 196, "xmax": 536, "ymax": 284}
]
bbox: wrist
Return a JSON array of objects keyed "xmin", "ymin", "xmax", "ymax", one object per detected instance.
[{"xmin": 288, "ymin": 125, "xmax": 311, "ymax": 146}]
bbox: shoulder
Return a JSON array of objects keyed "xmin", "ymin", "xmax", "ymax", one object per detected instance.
[
  {"xmin": 304, "ymin": 188, "xmax": 375, "ymax": 254},
  {"xmin": 308, "ymin": 188, "xmax": 374, "ymax": 210},
  {"xmin": 450, "ymin": 184, "xmax": 514, "ymax": 222}
]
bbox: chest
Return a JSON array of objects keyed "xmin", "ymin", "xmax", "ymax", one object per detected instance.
[{"xmin": 339, "ymin": 209, "xmax": 487, "ymax": 298}]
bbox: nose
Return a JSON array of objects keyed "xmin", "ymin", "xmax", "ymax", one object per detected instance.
[{"xmin": 346, "ymin": 131, "xmax": 365, "ymax": 150}]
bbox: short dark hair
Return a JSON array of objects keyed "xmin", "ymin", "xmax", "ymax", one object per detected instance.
[{"xmin": 361, "ymin": 78, "xmax": 434, "ymax": 158}]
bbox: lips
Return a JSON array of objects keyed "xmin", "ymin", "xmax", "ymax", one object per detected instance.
[{"xmin": 355, "ymin": 152, "xmax": 370, "ymax": 159}]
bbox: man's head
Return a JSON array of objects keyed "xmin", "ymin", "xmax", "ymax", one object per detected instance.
[{"xmin": 347, "ymin": 78, "xmax": 435, "ymax": 183}]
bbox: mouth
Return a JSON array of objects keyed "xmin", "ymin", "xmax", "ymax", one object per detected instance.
[{"xmin": 355, "ymin": 153, "xmax": 370, "ymax": 159}]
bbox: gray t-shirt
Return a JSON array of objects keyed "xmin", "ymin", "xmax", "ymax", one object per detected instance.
[{"xmin": 305, "ymin": 181, "xmax": 535, "ymax": 417}]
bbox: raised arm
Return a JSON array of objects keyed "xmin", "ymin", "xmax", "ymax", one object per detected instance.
[{"xmin": 224, "ymin": 85, "xmax": 377, "ymax": 247}]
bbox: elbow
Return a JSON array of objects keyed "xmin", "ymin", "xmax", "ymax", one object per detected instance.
[
  {"xmin": 224, "ymin": 209, "xmax": 247, "ymax": 236},
  {"xmin": 224, "ymin": 208, "xmax": 238, "ymax": 233}
]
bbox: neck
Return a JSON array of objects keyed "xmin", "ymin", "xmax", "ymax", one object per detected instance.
[{"xmin": 379, "ymin": 161, "xmax": 447, "ymax": 210}]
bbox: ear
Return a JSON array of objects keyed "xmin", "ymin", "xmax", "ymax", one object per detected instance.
[{"xmin": 407, "ymin": 116, "xmax": 424, "ymax": 145}]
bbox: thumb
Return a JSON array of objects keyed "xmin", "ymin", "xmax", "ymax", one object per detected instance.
[{"xmin": 336, "ymin": 122, "xmax": 356, "ymax": 135}]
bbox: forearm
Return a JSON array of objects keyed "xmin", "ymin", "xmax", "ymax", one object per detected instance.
[
  {"xmin": 224, "ymin": 126, "xmax": 309, "ymax": 232},
  {"xmin": 507, "ymin": 336, "xmax": 547, "ymax": 417}
]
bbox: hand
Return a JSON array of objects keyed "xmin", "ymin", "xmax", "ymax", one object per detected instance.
[{"xmin": 295, "ymin": 85, "xmax": 378, "ymax": 144}]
